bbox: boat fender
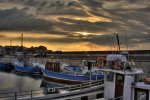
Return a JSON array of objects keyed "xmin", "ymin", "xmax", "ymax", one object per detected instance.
[
  {"xmin": 144, "ymin": 78, "xmax": 150, "ymax": 84},
  {"xmin": 96, "ymin": 57, "xmax": 104, "ymax": 68}
]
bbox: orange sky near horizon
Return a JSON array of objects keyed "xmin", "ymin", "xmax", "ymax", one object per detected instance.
[
  {"xmin": 1, "ymin": 31, "xmax": 150, "ymax": 51},
  {"xmin": 0, "ymin": 39, "xmax": 111, "ymax": 51},
  {"xmin": 0, "ymin": 32, "xmax": 109, "ymax": 51}
]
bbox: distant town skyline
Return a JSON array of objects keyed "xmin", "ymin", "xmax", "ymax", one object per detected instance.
[{"xmin": 0, "ymin": 0, "xmax": 150, "ymax": 51}]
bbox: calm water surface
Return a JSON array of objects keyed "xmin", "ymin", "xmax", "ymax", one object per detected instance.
[
  {"xmin": 0, "ymin": 71, "xmax": 64, "ymax": 94},
  {"xmin": 0, "ymin": 72, "xmax": 42, "ymax": 93}
]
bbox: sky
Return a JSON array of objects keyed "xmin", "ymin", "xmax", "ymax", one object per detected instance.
[{"xmin": 0, "ymin": 0, "xmax": 150, "ymax": 51}]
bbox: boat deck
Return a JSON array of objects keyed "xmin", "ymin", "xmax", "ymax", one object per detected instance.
[{"xmin": 0, "ymin": 81, "xmax": 104, "ymax": 100}]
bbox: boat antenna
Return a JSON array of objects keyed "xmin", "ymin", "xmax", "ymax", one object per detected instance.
[
  {"xmin": 105, "ymin": 28, "xmax": 113, "ymax": 53},
  {"xmin": 10, "ymin": 40, "xmax": 12, "ymax": 46},
  {"xmin": 111, "ymin": 36, "xmax": 117, "ymax": 52},
  {"xmin": 114, "ymin": 33, "xmax": 120, "ymax": 52},
  {"xmin": 88, "ymin": 42, "xmax": 93, "ymax": 51},
  {"xmin": 124, "ymin": 24, "xmax": 129, "ymax": 60},
  {"xmin": 21, "ymin": 33, "xmax": 24, "ymax": 52}
]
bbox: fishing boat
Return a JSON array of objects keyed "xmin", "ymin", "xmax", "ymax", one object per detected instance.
[
  {"xmin": 14, "ymin": 32, "xmax": 42, "ymax": 75},
  {"xmin": 0, "ymin": 63, "xmax": 14, "ymax": 71},
  {"xmin": 2, "ymin": 54, "xmax": 150, "ymax": 100},
  {"xmin": 42, "ymin": 59, "xmax": 104, "ymax": 85},
  {"xmin": 97, "ymin": 54, "xmax": 150, "ymax": 100},
  {"xmin": 14, "ymin": 56, "xmax": 42, "ymax": 74}
]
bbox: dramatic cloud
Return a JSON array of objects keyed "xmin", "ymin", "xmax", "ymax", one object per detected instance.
[
  {"xmin": 0, "ymin": 0, "xmax": 150, "ymax": 50},
  {"xmin": 0, "ymin": 8, "xmax": 53, "ymax": 32}
]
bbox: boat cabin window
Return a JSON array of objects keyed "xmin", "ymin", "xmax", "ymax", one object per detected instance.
[
  {"xmin": 65, "ymin": 65, "xmax": 82, "ymax": 72},
  {"xmin": 106, "ymin": 61, "xmax": 124, "ymax": 70},
  {"xmin": 134, "ymin": 88, "xmax": 149, "ymax": 100},
  {"xmin": 24, "ymin": 60, "xmax": 30, "ymax": 67},
  {"xmin": 135, "ymin": 74, "xmax": 140, "ymax": 82},
  {"xmin": 147, "ymin": 71, "xmax": 150, "ymax": 77},
  {"xmin": 45, "ymin": 61, "xmax": 60, "ymax": 72},
  {"xmin": 28, "ymin": 62, "xmax": 33, "ymax": 67},
  {"xmin": 106, "ymin": 72, "xmax": 114, "ymax": 82},
  {"xmin": 84, "ymin": 61, "xmax": 96, "ymax": 67}
]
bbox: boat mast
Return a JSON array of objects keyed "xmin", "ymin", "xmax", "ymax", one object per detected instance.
[
  {"xmin": 124, "ymin": 24, "xmax": 129, "ymax": 60},
  {"xmin": 10, "ymin": 40, "xmax": 12, "ymax": 46},
  {"xmin": 21, "ymin": 33, "xmax": 23, "ymax": 51},
  {"xmin": 114, "ymin": 33, "xmax": 120, "ymax": 52},
  {"xmin": 105, "ymin": 28, "xmax": 113, "ymax": 53}
]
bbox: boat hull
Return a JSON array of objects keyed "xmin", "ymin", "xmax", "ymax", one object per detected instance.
[
  {"xmin": 0, "ymin": 63, "xmax": 14, "ymax": 71},
  {"xmin": 42, "ymin": 70, "xmax": 104, "ymax": 85},
  {"xmin": 14, "ymin": 65, "xmax": 41, "ymax": 75},
  {"xmin": 43, "ymin": 75, "xmax": 83, "ymax": 85}
]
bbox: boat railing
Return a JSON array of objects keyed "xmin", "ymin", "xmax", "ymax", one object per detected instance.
[
  {"xmin": 62, "ymin": 80, "xmax": 103, "ymax": 91},
  {"xmin": 0, "ymin": 89, "xmax": 44, "ymax": 100},
  {"xmin": 0, "ymin": 80, "xmax": 104, "ymax": 100}
]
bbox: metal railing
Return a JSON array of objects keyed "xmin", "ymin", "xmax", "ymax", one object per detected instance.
[
  {"xmin": 0, "ymin": 80, "xmax": 104, "ymax": 100},
  {"xmin": 0, "ymin": 89, "xmax": 44, "ymax": 100}
]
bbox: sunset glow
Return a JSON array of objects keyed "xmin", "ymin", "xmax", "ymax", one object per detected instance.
[{"xmin": 0, "ymin": 0, "xmax": 149, "ymax": 51}]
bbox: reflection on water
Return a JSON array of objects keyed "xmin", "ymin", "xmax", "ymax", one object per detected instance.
[
  {"xmin": 0, "ymin": 72, "xmax": 66, "ymax": 94},
  {"xmin": 0, "ymin": 72, "xmax": 42, "ymax": 93}
]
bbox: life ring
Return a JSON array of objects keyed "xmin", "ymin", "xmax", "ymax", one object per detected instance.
[
  {"xmin": 145, "ymin": 78, "xmax": 150, "ymax": 84},
  {"xmin": 96, "ymin": 57, "xmax": 104, "ymax": 68},
  {"xmin": 113, "ymin": 58, "xmax": 122, "ymax": 70}
]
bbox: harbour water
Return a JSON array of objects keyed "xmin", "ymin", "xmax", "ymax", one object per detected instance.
[
  {"xmin": 0, "ymin": 72, "xmax": 42, "ymax": 93},
  {"xmin": 0, "ymin": 71, "xmax": 65, "ymax": 94}
]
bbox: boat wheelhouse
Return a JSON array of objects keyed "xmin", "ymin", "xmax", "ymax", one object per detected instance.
[{"xmin": 98, "ymin": 54, "xmax": 150, "ymax": 100}]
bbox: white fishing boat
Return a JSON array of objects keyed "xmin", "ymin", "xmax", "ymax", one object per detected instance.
[{"xmin": 97, "ymin": 54, "xmax": 150, "ymax": 100}]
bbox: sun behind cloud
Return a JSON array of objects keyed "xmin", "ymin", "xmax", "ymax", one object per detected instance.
[{"xmin": 0, "ymin": 0, "xmax": 149, "ymax": 51}]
